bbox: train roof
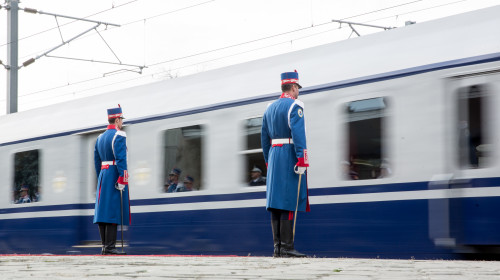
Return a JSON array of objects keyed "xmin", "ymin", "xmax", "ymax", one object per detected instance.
[{"xmin": 2, "ymin": 5, "xmax": 500, "ymax": 146}]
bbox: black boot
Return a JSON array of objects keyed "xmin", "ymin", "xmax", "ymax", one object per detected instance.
[
  {"xmin": 271, "ymin": 217, "xmax": 281, "ymax": 257},
  {"xmin": 280, "ymin": 220, "xmax": 306, "ymax": 258},
  {"xmin": 104, "ymin": 224, "xmax": 126, "ymax": 255},
  {"xmin": 98, "ymin": 223, "xmax": 106, "ymax": 255}
]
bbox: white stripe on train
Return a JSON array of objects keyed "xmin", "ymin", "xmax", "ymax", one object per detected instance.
[{"xmin": 2, "ymin": 186, "xmax": 500, "ymax": 220}]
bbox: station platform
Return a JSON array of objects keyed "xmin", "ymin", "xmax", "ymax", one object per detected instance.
[{"xmin": 0, "ymin": 255, "xmax": 499, "ymax": 279}]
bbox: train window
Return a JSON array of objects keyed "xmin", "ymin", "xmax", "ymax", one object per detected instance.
[
  {"xmin": 345, "ymin": 97, "xmax": 389, "ymax": 180},
  {"xmin": 242, "ymin": 117, "xmax": 267, "ymax": 186},
  {"xmin": 163, "ymin": 125, "xmax": 203, "ymax": 193},
  {"xmin": 457, "ymin": 84, "xmax": 491, "ymax": 169},
  {"xmin": 12, "ymin": 150, "xmax": 41, "ymax": 204}
]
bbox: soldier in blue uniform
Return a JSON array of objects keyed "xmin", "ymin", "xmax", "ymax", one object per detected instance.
[
  {"xmin": 165, "ymin": 168, "xmax": 182, "ymax": 193},
  {"xmin": 261, "ymin": 70, "xmax": 310, "ymax": 258},
  {"xmin": 16, "ymin": 185, "xmax": 31, "ymax": 204},
  {"xmin": 93, "ymin": 105, "xmax": 130, "ymax": 255}
]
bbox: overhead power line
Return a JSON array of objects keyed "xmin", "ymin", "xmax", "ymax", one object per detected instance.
[
  {"xmin": 340, "ymin": 0, "xmax": 424, "ymax": 21},
  {"xmin": 15, "ymin": 0, "xmax": 217, "ymax": 61},
  {"xmin": 5, "ymin": 0, "xmax": 478, "ymax": 104},
  {"xmin": 0, "ymin": 0, "xmax": 139, "ymax": 49}
]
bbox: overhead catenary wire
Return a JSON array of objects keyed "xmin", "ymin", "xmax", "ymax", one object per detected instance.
[
  {"xmin": 361, "ymin": 0, "xmax": 470, "ymax": 24},
  {"xmin": 1, "ymin": 0, "xmax": 481, "ymax": 104},
  {"xmin": 0, "ymin": 0, "xmax": 138, "ymax": 49},
  {"xmin": 15, "ymin": 0, "xmax": 217, "ymax": 61}
]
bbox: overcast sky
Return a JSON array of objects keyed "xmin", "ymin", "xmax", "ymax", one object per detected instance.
[{"xmin": 1, "ymin": 0, "xmax": 500, "ymax": 115}]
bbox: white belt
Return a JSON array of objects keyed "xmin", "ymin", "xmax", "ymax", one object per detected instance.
[
  {"xmin": 102, "ymin": 161, "xmax": 116, "ymax": 166},
  {"xmin": 271, "ymin": 138, "xmax": 293, "ymax": 145}
]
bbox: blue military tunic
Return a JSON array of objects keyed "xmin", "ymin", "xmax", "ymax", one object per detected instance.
[
  {"xmin": 261, "ymin": 94, "xmax": 310, "ymax": 212},
  {"xmin": 93, "ymin": 125, "xmax": 131, "ymax": 225}
]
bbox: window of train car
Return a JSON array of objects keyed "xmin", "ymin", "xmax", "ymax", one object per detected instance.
[
  {"xmin": 345, "ymin": 97, "xmax": 389, "ymax": 180},
  {"xmin": 457, "ymin": 84, "xmax": 491, "ymax": 169},
  {"xmin": 163, "ymin": 125, "xmax": 203, "ymax": 193},
  {"xmin": 12, "ymin": 150, "xmax": 41, "ymax": 204},
  {"xmin": 242, "ymin": 117, "xmax": 267, "ymax": 186}
]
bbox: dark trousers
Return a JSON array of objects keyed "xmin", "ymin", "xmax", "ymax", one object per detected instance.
[
  {"xmin": 269, "ymin": 208, "xmax": 306, "ymax": 258},
  {"xmin": 98, "ymin": 222, "xmax": 124, "ymax": 255}
]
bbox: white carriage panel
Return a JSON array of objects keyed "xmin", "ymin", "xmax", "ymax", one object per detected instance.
[
  {"xmin": 40, "ymin": 137, "xmax": 81, "ymax": 205},
  {"xmin": 390, "ymin": 74, "xmax": 446, "ymax": 183},
  {"xmin": 300, "ymin": 90, "xmax": 339, "ymax": 189},
  {"xmin": 123, "ymin": 123, "xmax": 158, "ymax": 199},
  {"xmin": 203, "ymin": 107, "xmax": 242, "ymax": 191},
  {"xmin": 0, "ymin": 149, "xmax": 13, "ymax": 207}
]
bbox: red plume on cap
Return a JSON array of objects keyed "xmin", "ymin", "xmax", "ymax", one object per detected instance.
[{"xmin": 118, "ymin": 104, "xmax": 121, "ymax": 108}]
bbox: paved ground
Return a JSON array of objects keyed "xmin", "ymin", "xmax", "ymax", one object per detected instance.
[{"xmin": 0, "ymin": 255, "xmax": 499, "ymax": 279}]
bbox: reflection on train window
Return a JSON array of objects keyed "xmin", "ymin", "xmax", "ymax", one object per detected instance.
[
  {"xmin": 13, "ymin": 150, "xmax": 41, "ymax": 204},
  {"xmin": 163, "ymin": 125, "xmax": 203, "ymax": 193},
  {"xmin": 457, "ymin": 84, "xmax": 491, "ymax": 169},
  {"xmin": 345, "ymin": 97, "xmax": 389, "ymax": 180},
  {"xmin": 243, "ymin": 117, "xmax": 267, "ymax": 186}
]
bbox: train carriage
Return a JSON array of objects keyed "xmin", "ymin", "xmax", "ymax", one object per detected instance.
[{"xmin": 1, "ymin": 6, "xmax": 500, "ymax": 258}]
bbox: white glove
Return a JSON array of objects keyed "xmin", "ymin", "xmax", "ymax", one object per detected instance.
[
  {"xmin": 115, "ymin": 183, "xmax": 126, "ymax": 191},
  {"xmin": 294, "ymin": 165, "xmax": 307, "ymax": 175}
]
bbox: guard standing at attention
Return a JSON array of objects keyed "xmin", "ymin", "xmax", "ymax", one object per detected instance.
[
  {"xmin": 94, "ymin": 105, "xmax": 130, "ymax": 255},
  {"xmin": 261, "ymin": 70, "xmax": 310, "ymax": 258}
]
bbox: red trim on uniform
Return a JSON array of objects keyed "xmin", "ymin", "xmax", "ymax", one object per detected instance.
[
  {"xmin": 97, "ymin": 181, "xmax": 102, "ymax": 203},
  {"xmin": 297, "ymin": 157, "xmax": 309, "ymax": 167},
  {"xmin": 280, "ymin": 92, "xmax": 296, "ymax": 100},
  {"xmin": 272, "ymin": 144, "xmax": 283, "ymax": 147},
  {"xmin": 281, "ymin": 78, "xmax": 299, "ymax": 85},
  {"xmin": 107, "ymin": 125, "xmax": 117, "ymax": 130},
  {"xmin": 288, "ymin": 211, "xmax": 293, "ymax": 220},
  {"xmin": 101, "ymin": 165, "xmax": 109, "ymax": 170},
  {"xmin": 123, "ymin": 170, "xmax": 129, "ymax": 183},
  {"xmin": 108, "ymin": 113, "xmax": 123, "ymax": 119},
  {"xmin": 118, "ymin": 176, "xmax": 126, "ymax": 185},
  {"xmin": 303, "ymin": 149, "xmax": 309, "ymax": 165}
]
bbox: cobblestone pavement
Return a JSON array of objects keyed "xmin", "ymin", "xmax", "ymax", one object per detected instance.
[{"xmin": 0, "ymin": 255, "xmax": 499, "ymax": 279}]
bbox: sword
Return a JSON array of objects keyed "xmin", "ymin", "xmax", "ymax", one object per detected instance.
[
  {"xmin": 293, "ymin": 172, "xmax": 302, "ymax": 242},
  {"xmin": 120, "ymin": 189, "xmax": 124, "ymax": 253}
]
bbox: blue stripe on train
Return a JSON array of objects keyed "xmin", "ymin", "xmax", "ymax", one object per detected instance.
[
  {"xmin": 2, "ymin": 195, "xmax": 499, "ymax": 258},
  {"xmin": 2, "ymin": 176, "xmax": 500, "ymax": 214}
]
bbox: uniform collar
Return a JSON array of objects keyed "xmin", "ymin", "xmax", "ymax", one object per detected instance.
[
  {"xmin": 280, "ymin": 92, "xmax": 296, "ymax": 100},
  {"xmin": 107, "ymin": 125, "xmax": 119, "ymax": 130}
]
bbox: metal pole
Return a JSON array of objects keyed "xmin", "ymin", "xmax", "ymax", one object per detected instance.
[
  {"xmin": 293, "ymin": 173, "xmax": 302, "ymax": 242},
  {"xmin": 120, "ymin": 189, "xmax": 124, "ymax": 253},
  {"xmin": 23, "ymin": 8, "xmax": 120, "ymax": 27},
  {"xmin": 21, "ymin": 24, "xmax": 100, "ymax": 68},
  {"xmin": 332, "ymin": 19, "xmax": 394, "ymax": 30},
  {"xmin": 7, "ymin": 0, "xmax": 19, "ymax": 114}
]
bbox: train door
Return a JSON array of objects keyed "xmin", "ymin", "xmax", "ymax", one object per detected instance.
[
  {"xmin": 71, "ymin": 130, "xmax": 104, "ymax": 251},
  {"xmin": 430, "ymin": 70, "xmax": 500, "ymax": 252}
]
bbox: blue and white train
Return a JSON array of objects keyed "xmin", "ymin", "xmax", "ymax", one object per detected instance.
[{"xmin": 2, "ymin": 6, "xmax": 500, "ymax": 259}]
